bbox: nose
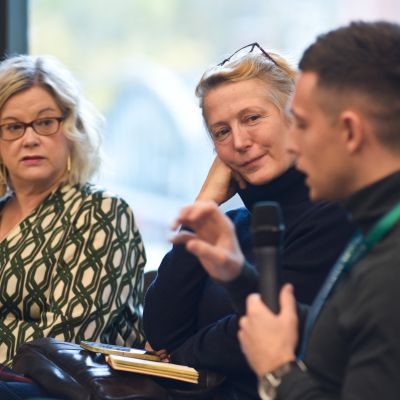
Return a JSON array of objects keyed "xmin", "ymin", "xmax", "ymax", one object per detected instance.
[
  {"xmin": 231, "ymin": 124, "xmax": 252, "ymax": 152},
  {"xmin": 21, "ymin": 126, "xmax": 40, "ymax": 146}
]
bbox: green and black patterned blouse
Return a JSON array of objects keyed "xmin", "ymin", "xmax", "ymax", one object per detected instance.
[{"xmin": 0, "ymin": 182, "xmax": 146, "ymax": 365}]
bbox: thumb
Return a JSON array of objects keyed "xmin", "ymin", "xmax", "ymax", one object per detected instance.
[{"xmin": 279, "ymin": 284, "xmax": 296, "ymax": 315}]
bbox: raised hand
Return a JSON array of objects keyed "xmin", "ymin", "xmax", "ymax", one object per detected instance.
[{"xmin": 170, "ymin": 200, "xmax": 245, "ymax": 282}]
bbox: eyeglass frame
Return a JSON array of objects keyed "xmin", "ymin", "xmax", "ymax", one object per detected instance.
[
  {"xmin": 0, "ymin": 114, "xmax": 67, "ymax": 142},
  {"xmin": 217, "ymin": 42, "xmax": 280, "ymax": 68}
]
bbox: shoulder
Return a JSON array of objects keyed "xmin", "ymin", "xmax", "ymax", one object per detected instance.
[
  {"xmin": 339, "ymin": 234, "xmax": 400, "ymax": 338},
  {"xmin": 225, "ymin": 206, "xmax": 250, "ymax": 226},
  {"xmin": 356, "ymin": 225, "xmax": 400, "ymax": 294},
  {"xmin": 225, "ymin": 207, "xmax": 252, "ymax": 254},
  {"xmin": 61, "ymin": 183, "xmax": 136, "ymax": 223},
  {"xmin": 74, "ymin": 183, "xmax": 132, "ymax": 208}
]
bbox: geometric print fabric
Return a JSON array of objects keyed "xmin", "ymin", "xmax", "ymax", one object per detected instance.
[{"xmin": 0, "ymin": 182, "xmax": 146, "ymax": 365}]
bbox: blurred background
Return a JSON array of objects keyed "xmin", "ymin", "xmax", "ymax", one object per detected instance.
[{"xmin": 4, "ymin": 0, "xmax": 400, "ymax": 270}]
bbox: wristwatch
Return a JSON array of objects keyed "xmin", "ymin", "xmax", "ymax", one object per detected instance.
[{"xmin": 258, "ymin": 360, "xmax": 306, "ymax": 400}]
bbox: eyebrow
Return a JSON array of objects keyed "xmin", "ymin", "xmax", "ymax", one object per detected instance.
[
  {"xmin": 37, "ymin": 107, "xmax": 59, "ymax": 116},
  {"xmin": 208, "ymin": 106, "xmax": 267, "ymax": 129},
  {"xmin": 208, "ymin": 122, "xmax": 227, "ymax": 133},
  {"xmin": 1, "ymin": 107, "xmax": 59, "ymax": 121}
]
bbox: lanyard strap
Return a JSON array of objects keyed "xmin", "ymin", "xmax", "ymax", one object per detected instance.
[{"xmin": 298, "ymin": 201, "xmax": 400, "ymax": 361}]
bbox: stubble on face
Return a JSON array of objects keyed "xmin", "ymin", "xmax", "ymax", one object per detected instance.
[{"xmin": 290, "ymin": 72, "xmax": 350, "ymax": 202}]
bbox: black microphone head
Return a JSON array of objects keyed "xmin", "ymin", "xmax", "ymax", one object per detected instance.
[{"xmin": 251, "ymin": 201, "xmax": 285, "ymax": 247}]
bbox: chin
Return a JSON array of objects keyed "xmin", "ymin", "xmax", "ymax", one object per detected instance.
[
  {"xmin": 309, "ymin": 190, "xmax": 322, "ymax": 202},
  {"xmin": 309, "ymin": 185, "xmax": 336, "ymax": 202},
  {"xmin": 245, "ymin": 169, "xmax": 287, "ymax": 186}
]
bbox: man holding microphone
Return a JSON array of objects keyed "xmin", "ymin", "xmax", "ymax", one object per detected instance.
[{"xmin": 172, "ymin": 21, "xmax": 400, "ymax": 399}]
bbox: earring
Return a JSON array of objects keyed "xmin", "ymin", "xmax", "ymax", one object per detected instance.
[
  {"xmin": 67, "ymin": 156, "xmax": 71, "ymax": 173},
  {"xmin": 0, "ymin": 163, "xmax": 7, "ymax": 186}
]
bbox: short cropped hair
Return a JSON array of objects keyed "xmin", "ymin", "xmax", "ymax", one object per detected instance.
[
  {"xmin": 195, "ymin": 49, "xmax": 297, "ymax": 127},
  {"xmin": 299, "ymin": 21, "xmax": 400, "ymax": 151},
  {"xmin": 0, "ymin": 54, "xmax": 103, "ymax": 196}
]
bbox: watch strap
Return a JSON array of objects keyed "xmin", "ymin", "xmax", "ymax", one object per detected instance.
[{"xmin": 258, "ymin": 360, "xmax": 306, "ymax": 400}]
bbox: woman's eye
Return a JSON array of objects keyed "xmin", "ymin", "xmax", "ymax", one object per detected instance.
[
  {"xmin": 212, "ymin": 128, "xmax": 230, "ymax": 141},
  {"xmin": 7, "ymin": 123, "xmax": 24, "ymax": 132},
  {"xmin": 295, "ymin": 122, "xmax": 307, "ymax": 130},
  {"xmin": 246, "ymin": 114, "xmax": 261, "ymax": 123},
  {"xmin": 36, "ymin": 118, "xmax": 55, "ymax": 127}
]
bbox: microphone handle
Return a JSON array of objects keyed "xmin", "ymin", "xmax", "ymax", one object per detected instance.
[{"xmin": 254, "ymin": 246, "xmax": 280, "ymax": 314}]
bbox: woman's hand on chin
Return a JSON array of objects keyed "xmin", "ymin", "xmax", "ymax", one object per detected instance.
[{"xmin": 196, "ymin": 156, "xmax": 246, "ymax": 205}]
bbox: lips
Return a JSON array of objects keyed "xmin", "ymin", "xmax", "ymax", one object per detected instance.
[
  {"xmin": 240, "ymin": 154, "xmax": 265, "ymax": 168},
  {"xmin": 21, "ymin": 156, "xmax": 45, "ymax": 161}
]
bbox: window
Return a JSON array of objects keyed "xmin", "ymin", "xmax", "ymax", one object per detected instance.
[{"xmin": 29, "ymin": 0, "xmax": 400, "ymax": 269}]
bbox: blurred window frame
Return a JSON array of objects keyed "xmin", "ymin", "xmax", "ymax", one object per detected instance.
[{"xmin": 0, "ymin": 0, "xmax": 28, "ymax": 60}]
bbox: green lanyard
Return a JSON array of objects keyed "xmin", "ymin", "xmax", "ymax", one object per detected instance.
[{"xmin": 298, "ymin": 200, "xmax": 400, "ymax": 361}]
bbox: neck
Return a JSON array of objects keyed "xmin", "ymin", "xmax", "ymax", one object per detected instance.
[
  {"xmin": 9, "ymin": 179, "xmax": 64, "ymax": 219},
  {"xmin": 238, "ymin": 167, "xmax": 310, "ymax": 211},
  {"xmin": 344, "ymin": 155, "xmax": 400, "ymax": 200},
  {"xmin": 11, "ymin": 191, "xmax": 51, "ymax": 217}
]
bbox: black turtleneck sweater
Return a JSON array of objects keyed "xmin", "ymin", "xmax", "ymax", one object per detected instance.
[
  {"xmin": 143, "ymin": 167, "xmax": 355, "ymax": 400},
  {"xmin": 278, "ymin": 171, "xmax": 400, "ymax": 400}
]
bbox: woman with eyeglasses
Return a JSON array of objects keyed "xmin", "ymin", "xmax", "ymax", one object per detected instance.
[
  {"xmin": 144, "ymin": 44, "xmax": 355, "ymax": 399},
  {"xmin": 0, "ymin": 55, "xmax": 146, "ymax": 374}
]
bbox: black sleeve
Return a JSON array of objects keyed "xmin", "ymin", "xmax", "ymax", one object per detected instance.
[
  {"xmin": 143, "ymin": 243, "xmax": 208, "ymax": 352},
  {"xmin": 144, "ymin": 245, "xmax": 253, "ymax": 373},
  {"xmin": 277, "ymin": 367, "xmax": 340, "ymax": 400},
  {"xmin": 281, "ymin": 202, "xmax": 354, "ymax": 304},
  {"xmin": 278, "ymin": 240, "xmax": 400, "ymax": 399},
  {"xmin": 143, "ymin": 210, "xmax": 254, "ymax": 373},
  {"xmin": 220, "ymin": 261, "xmax": 258, "ymax": 315}
]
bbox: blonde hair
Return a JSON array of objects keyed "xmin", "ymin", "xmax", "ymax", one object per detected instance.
[
  {"xmin": 196, "ymin": 50, "xmax": 297, "ymax": 125},
  {"xmin": 0, "ymin": 54, "xmax": 103, "ymax": 196}
]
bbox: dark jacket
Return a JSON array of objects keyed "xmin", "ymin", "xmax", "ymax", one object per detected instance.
[
  {"xmin": 278, "ymin": 171, "xmax": 400, "ymax": 400},
  {"xmin": 144, "ymin": 167, "xmax": 355, "ymax": 400}
]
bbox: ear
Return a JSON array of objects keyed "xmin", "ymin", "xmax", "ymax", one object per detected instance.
[{"xmin": 339, "ymin": 110, "xmax": 365, "ymax": 154}]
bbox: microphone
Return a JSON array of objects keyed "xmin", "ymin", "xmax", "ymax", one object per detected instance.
[{"xmin": 251, "ymin": 201, "xmax": 284, "ymax": 314}]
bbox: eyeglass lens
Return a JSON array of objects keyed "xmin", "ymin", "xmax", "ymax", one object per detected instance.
[{"xmin": 0, "ymin": 117, "xmax": 63, "ymax": 141}]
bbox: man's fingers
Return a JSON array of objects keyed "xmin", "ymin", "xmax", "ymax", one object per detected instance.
[
  {"xmin": 169, "ymin": 230, "xmax": 196, "ymax": 245},
  {"xmin": 245, "ymin": 292, "xmax": 274, "ymax": 318},
  {"xmin": 186, "ymin": 238, "xmax": 228, "ymax": 264},
  {"xmin": 172, "ymin": 200, "xmax": 220, "ymax": 230},
  {"xmin": 279, "ymin": 284, "xmax": 296, "ymax": 315}
]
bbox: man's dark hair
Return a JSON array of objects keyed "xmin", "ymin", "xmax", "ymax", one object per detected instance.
[{"xmin": 299, "ymin": 21, "xmax": 400, "ymax": 150}]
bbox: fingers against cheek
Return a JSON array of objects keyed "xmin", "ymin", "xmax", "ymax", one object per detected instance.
[{"xmin": 232, "ymin": 171, "xmax": 247, "ymax": 190}]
